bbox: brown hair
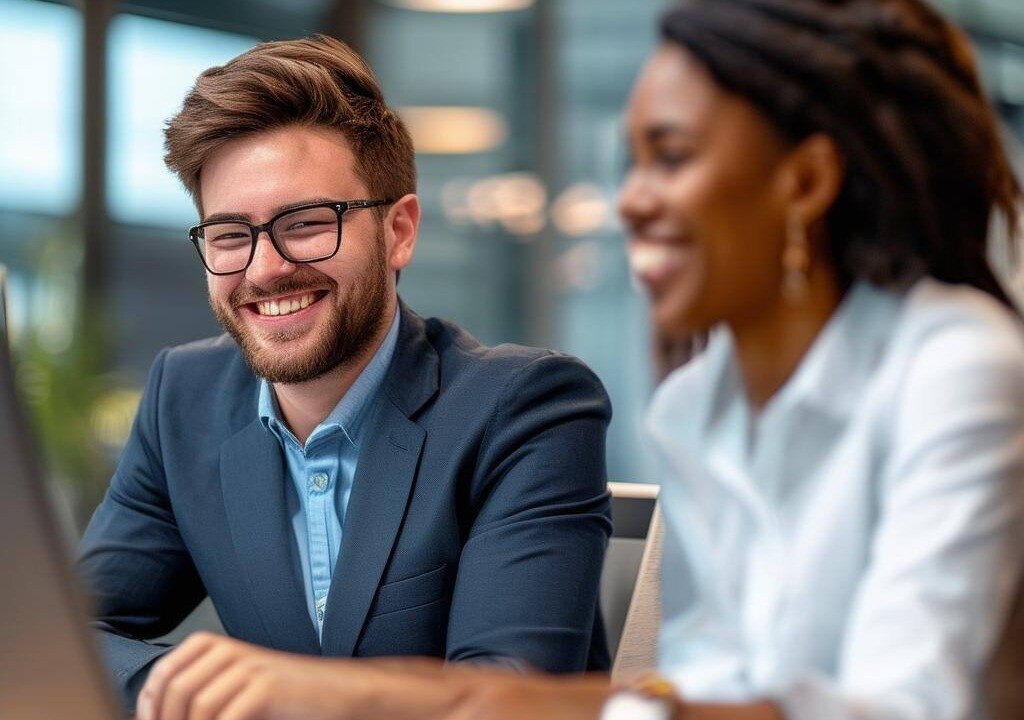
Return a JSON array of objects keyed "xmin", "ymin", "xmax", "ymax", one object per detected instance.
[{"xmin": 164, "ymin": 35, "xmax": 416, "ymax": 210}]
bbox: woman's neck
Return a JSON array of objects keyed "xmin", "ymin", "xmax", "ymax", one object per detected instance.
[{"xmin": 729, "ymin": 270, "xmax": 845, "ymax": 410}]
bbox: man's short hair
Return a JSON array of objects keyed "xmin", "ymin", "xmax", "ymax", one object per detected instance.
[{"xmin": 164, "ymin": 35, "xmax": 416, "ymax": 209}]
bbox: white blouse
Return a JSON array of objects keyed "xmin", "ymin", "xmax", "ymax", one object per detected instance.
[{"xmin": 648, "ymin": 279, "xmax": 1024, "ymax": 720}]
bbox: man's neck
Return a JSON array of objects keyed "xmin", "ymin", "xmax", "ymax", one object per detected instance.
[{"xmin": 271, "ymin": 308, "xmax": 396, "ymax": 445}]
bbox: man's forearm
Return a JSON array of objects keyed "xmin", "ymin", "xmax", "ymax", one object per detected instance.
[
  {"xmin": 685, "ymin": 701, "xmax": 784, "ymax": 720},
  {"xmin": 338, "ymin": 658, "xmax": 472, "ymax": 720},
  {"xmin": 342, "ymin": 661, "xmax": 785, "ymax": 720},
  {"xmin": 132, "ymin": 635, "xmax": 786, "ymax": 720}
]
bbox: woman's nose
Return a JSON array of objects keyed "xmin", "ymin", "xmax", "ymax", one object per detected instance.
[{"xmin": 617, "ymin": 167, "xmax": 659, "ymax": 228}]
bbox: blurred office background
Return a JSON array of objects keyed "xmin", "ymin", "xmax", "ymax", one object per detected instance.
[{"xmin": 1, "ymin": 0, "xmax": 1023, "ymax": 525}]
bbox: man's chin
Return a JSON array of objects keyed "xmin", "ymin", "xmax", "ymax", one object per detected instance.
[
  {"xmin": 244, "ymin": 348, "xmax": 337, "ymax": 385},
  {"xmin": 242, "ymin": 332, "xmax": 324, "ymax": 378},
  {"xmin": 248, "ymin": 326, "xmax": 312, "ymax": 347}
]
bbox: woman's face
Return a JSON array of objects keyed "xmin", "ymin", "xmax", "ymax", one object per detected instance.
[{"xmin": 620, "ymin": 45, "xmax": 797, "ymax": 336}]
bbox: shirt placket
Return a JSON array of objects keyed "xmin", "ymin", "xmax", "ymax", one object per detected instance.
[
  {"xmin": 744, "ymin": 411, "xmax": 792, "ymax": 688},
  {"xmin": 304, "ymin": 452, "xmax": 334, "ymax": 635}
]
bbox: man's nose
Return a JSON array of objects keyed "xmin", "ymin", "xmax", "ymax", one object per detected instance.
[{"xmin": 245, "ymin": 231, "xmax": 296, "ymax": 286}]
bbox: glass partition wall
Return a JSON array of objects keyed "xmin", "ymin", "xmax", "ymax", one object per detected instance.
[{"xmin": 1, "ymin": 0, "xmax": 1022, "ymax": 523}]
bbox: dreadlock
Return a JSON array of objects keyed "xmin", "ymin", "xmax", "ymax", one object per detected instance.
[{"xmin": 661, "ymin": 0, "xmax": 1021, "ymax": 307}]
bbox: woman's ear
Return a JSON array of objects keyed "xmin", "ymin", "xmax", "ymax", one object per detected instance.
[{"xmin": 774, "ymin": 133, "xmax": 846, "ymax": 229}]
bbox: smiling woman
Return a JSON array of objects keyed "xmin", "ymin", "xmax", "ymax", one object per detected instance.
[
  {"xmin": 621, "ymin": 44, "xmax": 820, "ymax": 350},
  {"xmin": 622, "ymin": 1, "xmax": 1024, "ymax": 719}
]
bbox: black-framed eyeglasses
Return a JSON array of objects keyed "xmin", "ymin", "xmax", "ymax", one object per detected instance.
[{"xmin": 188, "ymin": 199, "xmax": 393, "ymax": 276}]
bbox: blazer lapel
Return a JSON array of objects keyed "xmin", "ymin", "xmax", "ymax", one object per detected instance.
[
  {"xmin": 320, "ymin": 302, "xmax": 437, "ymax": 656},
  {"xmin": 220, "ymin": 418, "xmax": 320, "ymax": 654},
  {"xmin": 319, "ymin": 400, "xmax": 425, "ymax": 656}
]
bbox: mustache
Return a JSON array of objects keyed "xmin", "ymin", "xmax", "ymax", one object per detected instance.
[{"xmin": 228, "ymin": 272, "xmax": 335, "ymax": 308}]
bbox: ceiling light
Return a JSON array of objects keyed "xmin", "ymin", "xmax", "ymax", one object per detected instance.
[
  {"xmin": 381, "ymin": 0, "xmax": 535, "ymax": 12},
  {"xmin": 399, "ymin": 106, "xmax": 508, "ymax": 154}
]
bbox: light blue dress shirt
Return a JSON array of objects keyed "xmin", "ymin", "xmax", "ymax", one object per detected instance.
[{"xmin": 258, "ymin": 308, "xmax": 400, "ymax": 639}]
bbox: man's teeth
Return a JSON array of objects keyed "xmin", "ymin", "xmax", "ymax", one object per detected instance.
[{"xmin": 256, "ymin": 293, "xmax": 315, "ymax": 317}]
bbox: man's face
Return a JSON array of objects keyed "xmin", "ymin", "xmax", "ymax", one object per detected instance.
[{"xmin": 199, "ymin": 125, "xmax": 398, "ymax": 384}]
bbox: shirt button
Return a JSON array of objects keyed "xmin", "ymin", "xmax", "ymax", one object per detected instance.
[{"xmin": 309, "ymin": 473, "xmax": 329, "ymax": 491}]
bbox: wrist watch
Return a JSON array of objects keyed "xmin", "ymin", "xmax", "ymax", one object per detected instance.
[{"xmin": 599, "ymin": 674, "xmax": 685, "ymax": 720}]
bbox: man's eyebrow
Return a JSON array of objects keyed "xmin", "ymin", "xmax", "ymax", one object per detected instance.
[{"xmin": 201, "ymin": 197, "xmax": 338, "ymax": 224}]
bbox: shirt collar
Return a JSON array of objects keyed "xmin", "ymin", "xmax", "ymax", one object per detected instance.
[
  {"xmin": 258, "ymin": 306, "xmax": 401, "ymax": 449},
  {"xmin": 703, "ymin": 281, "xmax": 905, "ymax": 433}
]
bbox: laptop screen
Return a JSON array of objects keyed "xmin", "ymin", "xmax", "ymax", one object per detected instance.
[
  {"xmin": 0, "ymin": 265, "xmax": 120, "ymax": 720},
  {"xmin": 0, "ymin": 264, "xmax": 8, "ymax": 351}
]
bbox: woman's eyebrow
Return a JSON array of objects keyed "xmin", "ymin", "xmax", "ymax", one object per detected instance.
[{"xmin": 644, "ymin": 122, "xmax": 697, "ymax": 143}]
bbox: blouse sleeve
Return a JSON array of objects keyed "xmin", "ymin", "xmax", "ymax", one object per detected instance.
[{"xmin": 777, "ymin": 320, "xmax": 1024, "ymax": 720}]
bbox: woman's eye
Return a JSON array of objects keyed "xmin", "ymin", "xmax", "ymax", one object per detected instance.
[{"xmin": 654, "ymin": 150, "xmax": 691, "ymax": 169}]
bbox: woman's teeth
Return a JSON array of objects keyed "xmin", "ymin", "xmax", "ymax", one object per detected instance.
[{"xmin": 628, "ymin": 243, "xmax": 687, "ymax": 277}]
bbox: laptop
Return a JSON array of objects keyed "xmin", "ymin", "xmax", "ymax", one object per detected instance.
[{"xmin": 0, "ymin": 264, "xmax": 121, "ymax": 720}]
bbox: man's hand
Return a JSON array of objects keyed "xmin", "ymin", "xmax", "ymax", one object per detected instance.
[
  {"xmin": 133, "ymin": 631, "xmax": 615, "ymax": 720},
  {"xmin": 135, "ymin": 632, "xmax": 360, "ymax": 720}
]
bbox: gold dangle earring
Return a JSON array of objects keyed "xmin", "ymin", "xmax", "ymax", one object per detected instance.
[{"xmin": 782, "ymin": 213, "xmax": 810, "ymax": 304}]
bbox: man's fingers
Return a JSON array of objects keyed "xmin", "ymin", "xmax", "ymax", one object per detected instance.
[
  {"xmin": 158, "ymin": 640, "xmax": 244, "ymax": 720},
  {"xmin": 217, "ymin": 680, "xmax": 273, "ymax": 720},
  {"xmin": 185, "ymin": 663, "xmax": 253, "ymax": 720},
  {"xmin": 137, "ymin": 633, "xmax": 228, "ymax": 720}
]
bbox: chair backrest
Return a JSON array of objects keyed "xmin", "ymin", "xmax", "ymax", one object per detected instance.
[
  {"xmin": 612, "ymin": 502, "xmax": 663, "ymax": 679},
  {"xmin": 601, "ymin": 482, "xmax": 659, "ymax": 664}
]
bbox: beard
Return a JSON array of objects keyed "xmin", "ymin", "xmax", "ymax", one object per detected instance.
[{"xmin": 210, "ymin": 233, "xmax": 391, "ymax": 385}]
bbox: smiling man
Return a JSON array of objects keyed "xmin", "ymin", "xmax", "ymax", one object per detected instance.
[{"xmin": 77, "ymin": 36, "xmax": 611, "ymax": 718}]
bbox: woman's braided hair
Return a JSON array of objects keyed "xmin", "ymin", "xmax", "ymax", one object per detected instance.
[{"xmin": 661, "ymin": 0, "xmax": 1021, "ymax": 305}]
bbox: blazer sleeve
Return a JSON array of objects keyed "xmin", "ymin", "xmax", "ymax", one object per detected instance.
[
  {"xmin": 444, "ymin": 353, "xmax": 613, "ymax": 672},
  {"xmin": 77, "ymin": 349, "xmax": 206, "ymax": 715}
]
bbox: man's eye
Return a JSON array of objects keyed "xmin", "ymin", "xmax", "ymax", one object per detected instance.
[
  {"xmin": 284, "ymin": 220, "xmax": 330, "ymax": 232},
  {"xmin": 213, "ymin": 232, "xmax": 248, "ymax": 242}
]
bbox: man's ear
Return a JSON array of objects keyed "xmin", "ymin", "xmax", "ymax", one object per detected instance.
[
  {"xmin": 385, "ymin": 194, "xmax": 420, "ymax": 273},
  {"xmin": 774, "ymin": 133, "xmax": 846, "ymax": 230}
]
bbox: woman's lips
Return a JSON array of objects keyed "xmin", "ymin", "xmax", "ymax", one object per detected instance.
[{"xmin": 628, "ymin": 240, "xmax": 690, "ymax": 287}]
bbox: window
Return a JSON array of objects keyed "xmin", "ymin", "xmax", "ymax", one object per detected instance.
[
  {"xmin": 0, "ymin": 0, "xmax": 82, "ymax": 215},
  {"xmin": 106, "ymin": 14, "xmax": 256, "ymax": 227}
]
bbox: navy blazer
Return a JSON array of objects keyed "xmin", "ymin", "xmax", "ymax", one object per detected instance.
[{"xmin": 78, "ymin": 303, "xmax": 612, "ymax": 711}]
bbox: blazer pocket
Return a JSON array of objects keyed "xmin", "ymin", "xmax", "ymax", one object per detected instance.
[{"xmin": 371, "ymin": 563, "xmax": 448, "ymax": 617}]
